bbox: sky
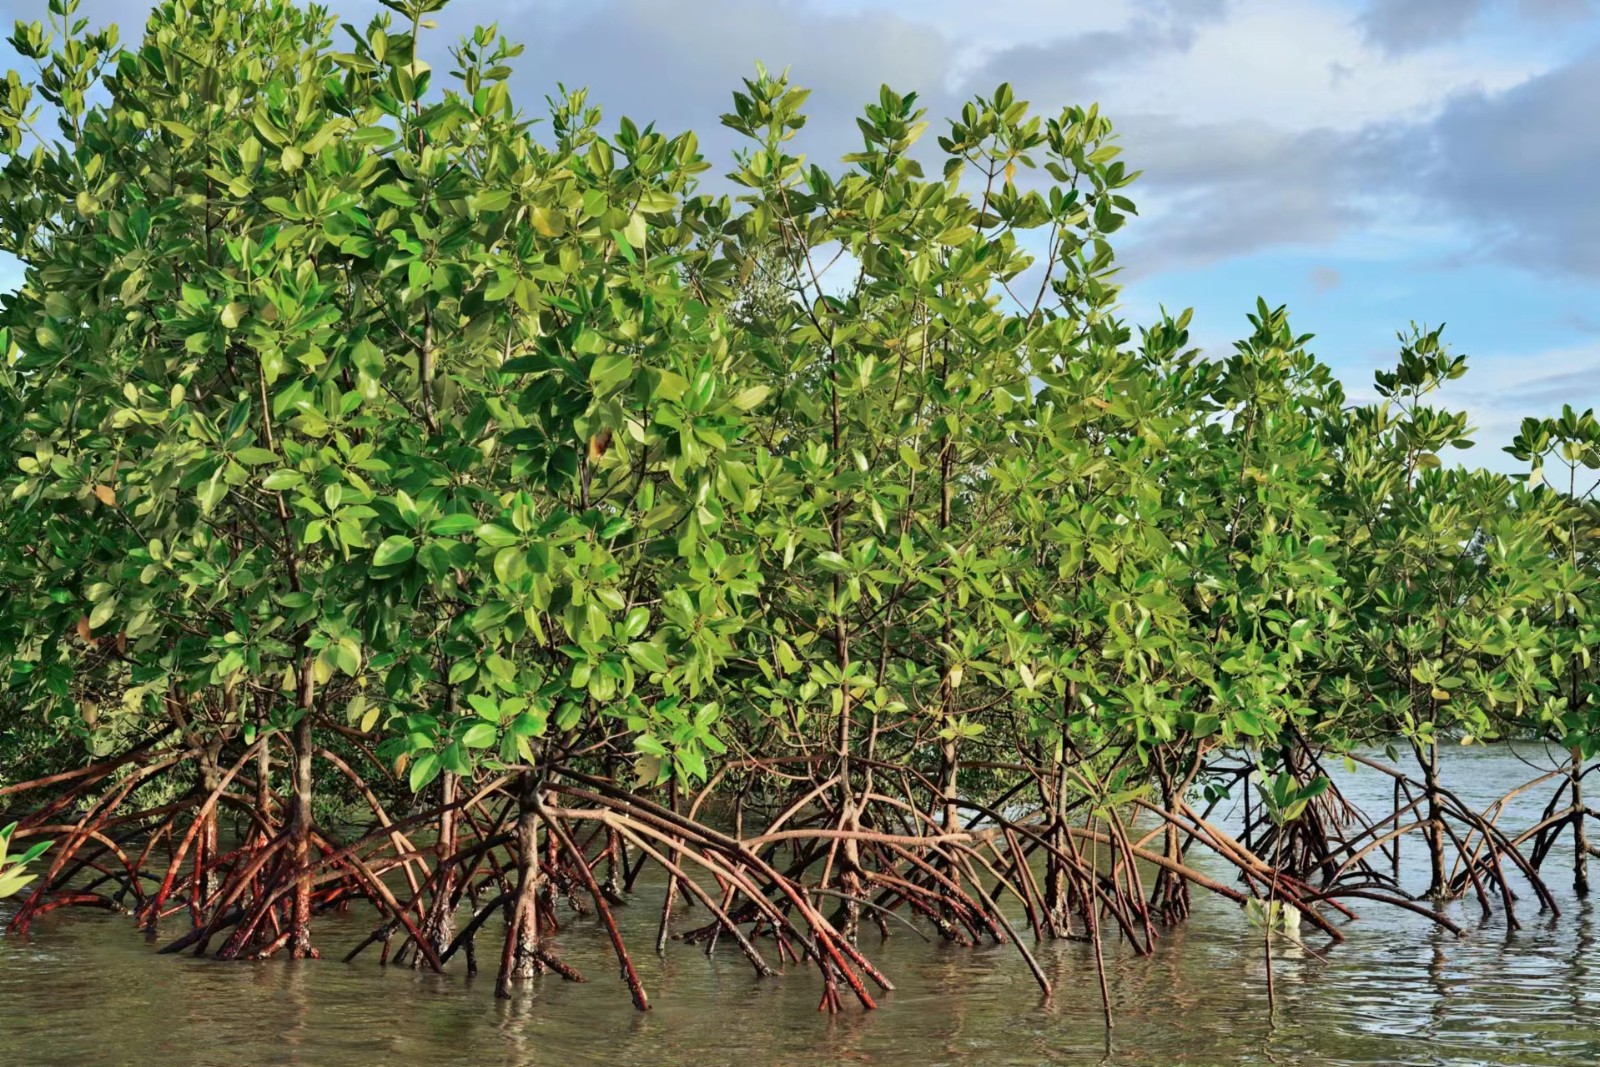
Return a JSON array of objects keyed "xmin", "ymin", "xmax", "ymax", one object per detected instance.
[{"xmin": 3, "ymin": 0, "xmax": 1598, "ymax": 468}]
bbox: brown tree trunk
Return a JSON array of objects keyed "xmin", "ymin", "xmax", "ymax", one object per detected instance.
[
  {"xmin": 1154, "ymin": 761, "xmax": 1187, "ymax": 922},
  {"xmin": 415, "ymin": 772, "xmax": 458, "ymax": 966},
  {"xmin": 196, "ymin": 742, "xmax": 222, "ymax": 914},
  {"xmin": 1423, "ymin": 742, "xmax": 1447, "ymax": 899},
  {"xmin": 498, "ymin": 773, "xmax": 543, "ymax": 996},
  {"xmin": 939, "ymin": 738, "xmax": 960, "ymax": 834},
  {"xmin": 256, "ymin": 720, "xmax": 273, "ymax": 825},
  {"xmin": 287, "ymin": 709, "xmax": 315, "ymax": 959},
  {"xmin": 1042, "ymin": 757, "xmax": 1074, "ymax": 938}
]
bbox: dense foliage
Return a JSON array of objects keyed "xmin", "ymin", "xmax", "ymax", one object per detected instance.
[{"xmin": 1, "ymin": 0, "xmax": 1597, "ymax": 1016}]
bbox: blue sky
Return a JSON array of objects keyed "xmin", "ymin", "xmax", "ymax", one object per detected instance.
[{"xmin": 4, "ymin": 0, "xmax": 1598, "ymax": 467}]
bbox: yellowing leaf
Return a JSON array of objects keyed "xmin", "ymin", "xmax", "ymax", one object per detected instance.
[
  {"xmin": 634, "ymin": 753, "xmax": 663, "ymax": 786},
  {"xmin": 88, "ymin": 597, "xmax": 117, "ymax": 631},
  {"xmin": 530, "ymin": 206, "xmax": 565, "ymax": 237},
  {"xmin": 623, "ymin": 211, "xmax": 647, "ymax": 250}
]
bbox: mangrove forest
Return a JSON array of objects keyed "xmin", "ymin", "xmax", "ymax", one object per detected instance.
[{"xmin": 1, "ymin": 0, "xmax": 1599, "ymax": 1060}]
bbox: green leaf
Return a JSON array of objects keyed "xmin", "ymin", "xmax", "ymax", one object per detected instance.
[
  {"xmin": 554, "ymin": 701, "xmax": 581, "ymax": 732},
  {"xmin": 476, "ymin": 524, "xmax": 520, "ymax": 548},
  {"xmin": 262, "ymin": 469, "xmax": 304, "ymax": 491},
  {"xmin": 513, "ymin": 707, "xmax": 550, "ymax": 737},
  {"xmin": 430, "ymin": 514, "xmax": 478, "ymax": 535},
  {"xmin": 589, "ymin": 353, "xmax": 633, "ymax": 387},
  {"xmin": 461, "ymin": 722, "xmax": 498, "ymax": 749},
  {"xmin": 408, "ymin": 752, "xmax": 441, "ymax": 792},
  {"xmin": 473, "ymin": 189, "xmax": 512, "ymax": 212},
  {"xmin": 333, "ymin": 638, "xmax": 362, "ymax": 676},
  {"xmin": 628, "ymin": 642, "xmax": 668, "ymax": 674},
  {"xmin": 373, "ymin": 535, "xmax": 415, "ymax": 567},
  {"xmin": 623, "ymin": 606, "xmax": 651, "ymax": 638}
]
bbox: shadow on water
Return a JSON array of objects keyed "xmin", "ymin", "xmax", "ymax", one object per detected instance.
[{"xmin": 6, "ymin": 744, "xmax": 1600, "ymax": 1066}]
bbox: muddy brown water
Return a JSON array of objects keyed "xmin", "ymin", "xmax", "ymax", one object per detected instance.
[{"xmin": 4, "ymin": 744, "xmax": 1600, "ymax": 1066}]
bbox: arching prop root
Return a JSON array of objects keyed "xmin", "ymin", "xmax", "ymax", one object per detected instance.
[
  {"xmin": 3, "ymin": 722, "xmax": 467, "ymax": 963},
  {"xmin": 1303, "ymin": 751, "xmax": 1555, "ymax": 928},
  {"xmin": 5, "ymin": 731, "xmax": 1540, "ymax": 1024}
]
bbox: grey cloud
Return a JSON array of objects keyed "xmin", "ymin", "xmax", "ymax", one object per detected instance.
[
  {"xmin": 1113, "ymin": 116, "xmax": 1400, "ymax": 276},
  {"xmin": 1518, "ymin": 0, "xmax": 1597, "ymax": 19},
  {"xmin": 1494, "ymin": 367, "xmax": 1600, "ymax": 407},
  {"xmin": 1310, "ymin": 265, "xmax": 1342, "ymax": 293},
  {"xmin": 1422, "ymin": 47, "xmax": 1600, "ymax": 275},
  {"xmin": 974, "ymin": 28, "xmax": 1158, "ymax": 106},
  {"xmin": 1142, "ymin": 0, "xmax": 1230, "ymax": 20},
  {"xmin": 1062, "ymin": 39, "xmax": 1600, "ymax": 284},
  {"xmin": 966, "ymin": 2, "xmax": 1222, "ymax": 116},
  {"xmin": 1360, "ymin": 0, "xmax": 1487, "ymax": 54},
  {"xmin": 466, "ymin": 0, "xmax": 1231, "ymax": 201},
  {"xmin": 963, "ymin": 8, "xmax": 1366, "ymax": 277},
  {"xmin": 1361, "ymin": 0, "xmax": 1595, "ymax": 55},
  {"xmin": 476, "ymin": 0, "xmax": 956, "ymax": 173}
]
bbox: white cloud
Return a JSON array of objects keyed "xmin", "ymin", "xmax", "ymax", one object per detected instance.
[
  {"xmin": 1432, "ymin": 341, "xmax": 1600, "ymax": 469},
  {"xmin": 971, "ymin": 0, "xmax": 1544, "ymax": 132}
]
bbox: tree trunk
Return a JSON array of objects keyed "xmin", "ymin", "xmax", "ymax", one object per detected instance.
[
  {"xmin": 498, "ymin": 773, "xmax": 543, "ymax": 996},
  {"xmin": 1155, "ymin": 762, "xmax": 1187, "ymax": 922},
  {"xmin": 1043, "ymin": 756, "xmax": 1073, "ymax": 938},
  {"xmin": 1572, "ymin": 747, "xmax": 1590, "ymax": 896},
  {"xmin": 287, "ymin": 709, "xmax": 315, "ymax": 959},
  {"xmin": 415, "ymin": 772, "xmax": 458, "ymax": 966},
  {"xmin": 939, "ymin": 737, "xmax": 960, "ymax": 834},
  {"xmin": 196, "ymin": 742, "xmax": 222, "ymax": 914},
  {"xmin": 1423, "ymin": 742, "xmax": 1447, "ymax": 899}
]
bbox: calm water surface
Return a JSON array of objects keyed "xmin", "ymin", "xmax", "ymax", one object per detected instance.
[{"xmin": 4, "ymin": 744, "xmax": 1600, "ymax": 1066}]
